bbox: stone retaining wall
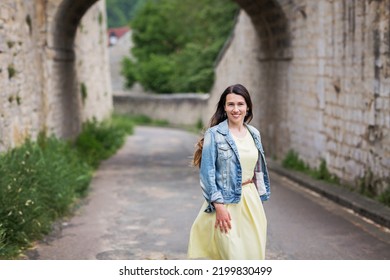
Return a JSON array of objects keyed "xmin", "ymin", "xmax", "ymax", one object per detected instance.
[{"xmin": 113, "ymin": 93, "xmax": 209, "ymax": 126}]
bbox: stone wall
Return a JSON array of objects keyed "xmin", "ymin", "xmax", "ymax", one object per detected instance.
[
  {"xmin": 114, "ymin": 93, "xmax": 209, "ymax": 127},
  {"xmin": 1, "ymin": 1, "xmax": 45, "ymax": 149},
  {"xmin": 0, "ymin": 0, "xmax": 112, "ymax": 151},
  {"xmin": 214, "ymin": 1, "xmax": 390, "ymax": 192}
]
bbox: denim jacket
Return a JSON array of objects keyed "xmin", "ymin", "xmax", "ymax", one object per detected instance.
[{"xmin": 200, "ymin": 119, "xmax": 271, "ymax": 213}]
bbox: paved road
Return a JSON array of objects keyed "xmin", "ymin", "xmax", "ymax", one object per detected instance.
[
  {"xmin": 266, "ymin": 174, "xmax": 390, "ymax": 259},
  {"xmin": 24, "ymin": 126, "xmax": 390, "ymax": 260}
]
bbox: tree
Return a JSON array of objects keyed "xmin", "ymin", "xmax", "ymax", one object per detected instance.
[
  {"xmin": 106, "ymin": 0, "xmax": 143, "ymax": 28},
  {"xmin": 122, "ymin": 0, "xmax": 238, "ymax": 93}
]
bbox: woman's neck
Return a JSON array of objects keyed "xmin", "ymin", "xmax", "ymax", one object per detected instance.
[{"xmin": 228, "ymin": 121, "xmax": 246, "ymax": 137}]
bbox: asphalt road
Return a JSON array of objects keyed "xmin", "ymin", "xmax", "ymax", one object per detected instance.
[{"xmin": 24, "ymin": 126, "xmax": 390, "ymax": 260}]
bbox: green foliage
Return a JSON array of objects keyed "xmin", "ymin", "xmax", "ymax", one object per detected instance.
[
  {"xmin": 25, "ymin": 15, "xmax": 32, "ymax": 34},
  {"xmin": 74, "ymin": 117, "xmax": 132, "ymax": 168},
  {"xmin": 0, "ymin": 224, "xmax": 5, "ymax": 252},
  {"xmin": 311, "ymin": 159, "xmax": 339, "ymax": 184},
  {"xmin": 110, "ymin": 113, "xmax": 137, "ymax": 133},
  {"xmin": 98, "ymin": 11, "xmax": 103, "ymax": 25},
  {"xmin": 378, "ymin": 188, "xmax": 390, "ymax": 207},
  {"xmin": 133, "ymin": 54, "xmax": 175, "ymax": 93},
  {"xmin": 358, "ymin": 170, "xmax": 378, "ymax": 198},
  {"xmin": 282, "ymin": 150, "xmax": 309, "ymax": 172},
  {"xmin": 106, "ymin": 0, "xmax": 143, "ymax": 28},
  {"xmin": 283, "ymin": 150, "xmax": 388, "ymax": 207},
  {"xmin": 120, "ymin": 114, "xmax": 169, "ymax": 127},
  {"xmin": 0, "ymin": 136, "xmax": 92, "ymax": 258},
  {"xmin": 122, "ymin": 0, "xmax": 238, "ymax": 93},
  {"xmin": 0, "ymin": 115, "xmax": 135, "ymax": 259},
  {"xmin": 7, "ymin": 41, "xmax": 15, "ymax": 48},
  {"xmin": 358, "ymin": 171, "xmax": 390, "ymax": 207},
  {"xmin": 121, "ymin": 57, "xmax": 137, "ymax": 89},
  {"xmin": 16, "ymin": 96, "xmax": 21, "ymax": 105},
  {"xmin": 196, "ymin": 118, "xmax": 204, "ymax": 131},
  {"xmin": 282, "ymin": 150, "xmax": 339, "ymax": 184},
  {"xmin": 8, "ymin": 65, "xmax": 16, "ymax": 79},
  {"xmin": 80, "ymin": 83, "xmax": 88, "ymax": 105}
]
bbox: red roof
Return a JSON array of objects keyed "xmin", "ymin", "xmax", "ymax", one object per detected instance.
[{"xmin": 108, "ymin": 26, "xmax": 130, "ymax": 39}]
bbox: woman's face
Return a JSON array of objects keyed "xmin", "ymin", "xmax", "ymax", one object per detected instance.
[{"xmin": 224, "ymin": 93, "xmax": 248, "ymax": 126}]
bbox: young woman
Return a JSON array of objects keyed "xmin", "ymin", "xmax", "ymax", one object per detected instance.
[{"xmin": 187, "ymin": 84, "xmax": 270, "ymax": 260}]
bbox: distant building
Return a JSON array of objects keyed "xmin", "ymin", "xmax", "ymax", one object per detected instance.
[
  {"xmin": 107, "ymin": 26, "xmax": 130, "ymax": 47},
  {"xmin": 107, "ymin": 26, "xmax": 132, "ymax": 91}
]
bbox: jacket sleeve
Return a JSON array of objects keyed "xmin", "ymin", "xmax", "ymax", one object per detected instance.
[{"xmin": 199, "ymin": 129, "xmax": 224, "ymax": 213}]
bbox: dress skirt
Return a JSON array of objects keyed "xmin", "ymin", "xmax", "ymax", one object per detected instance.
[{"xmin": 187, "ymin": 183, "xmax": 267, "ymax": 260}]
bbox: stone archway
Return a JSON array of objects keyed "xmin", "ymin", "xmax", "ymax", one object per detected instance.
[
  {"xmin": 234, "ymin": 0, "xmax": 292, "ymax": 59},
  {"xmin": 49, "ymin": 0, "xmax": 292, "ymax": 148},
  {"xmin": 47, "ymin": 0, "xmax": 111, "ymax": 139},
  {"xmin": 48, "ymin": 0, "xmax": 99, "ymax": 138},
  {"xmin": 235, "ymin": 0, "xmax": 292, "ymax": 157},
  {"xmin": 210, "ymin": 0, "xmax": 292, "ymax": 157},
  {"xmin": 53, "ymin": 0, "xmax": 99, "ymax": 51}
]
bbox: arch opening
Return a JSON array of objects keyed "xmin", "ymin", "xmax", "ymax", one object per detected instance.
[
  {"xmin": 48, "ymin": 0, "xmax": 100, "ymax": 138},
  {"xmin": 215, "ymin": 0, "xmax": 293, "ymax": 157},
  {"xmin": 234, "ymin": 0, "xmax": 292, "ymax": 60}
]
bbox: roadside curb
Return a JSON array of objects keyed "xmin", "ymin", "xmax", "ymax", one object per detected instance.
[{"xmin": 267, "ymin": 160, "xmax": 390, "ymax": 230}]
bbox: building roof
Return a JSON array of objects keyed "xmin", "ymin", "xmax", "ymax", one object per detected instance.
[{"xmin": 108, "ymin": 26, "xmax": 130, "ymax": 39}]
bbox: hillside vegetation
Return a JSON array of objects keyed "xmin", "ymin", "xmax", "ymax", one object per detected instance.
[{"xmin": 121, "ymin": 0, "xmax": 239, "ymax": 93}]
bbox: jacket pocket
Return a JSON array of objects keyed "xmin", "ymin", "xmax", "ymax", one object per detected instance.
[{"xmin": 217, "ymin": 144, "xmax": 233, "ymax": 160}]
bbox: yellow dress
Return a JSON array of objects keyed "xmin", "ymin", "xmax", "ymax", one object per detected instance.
[{"xmin": 187, "ymin": 130, "xmax": 267, "ymax": 260}]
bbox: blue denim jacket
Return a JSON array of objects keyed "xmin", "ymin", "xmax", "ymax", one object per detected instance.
[{"xmin": 200, "ymin": 119, "xmax": 271, "ymax": 213}]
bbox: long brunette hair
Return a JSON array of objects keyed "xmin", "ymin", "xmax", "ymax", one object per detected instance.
[{"xmin": 192, "ymin": 84, "xmax": 253, "ymax": 167}]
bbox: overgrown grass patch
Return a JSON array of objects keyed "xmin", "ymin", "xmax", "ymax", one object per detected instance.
[
  {"xmin": 74, "ymin": 116, "xmax": 133, "ymax": 168},
  {"xmin": 281, "ymin": 149, "xmax": 390, "ymax": 207},
  {"xmin": 378, "ymin": 188, "xmax": 390, "ymax": 207},
  {"xmin": 0, "ymin": 114, "xmax": 136, "ymax": 259},
  {"xmin": 0, "ymin": 136, "xmax": 92, "ymax": 258},
  {"xmin": 123, "ymin": 114, "xmax": 169, "ymax": 127},
  {"xmin": 282, "ymin": 150, "xmax": 339, "ymax": 185}
]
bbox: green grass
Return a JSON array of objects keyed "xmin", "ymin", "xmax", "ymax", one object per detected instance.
[
  {"xmin": 0, "ymin": 136, "xmax": 92, "ymax": 258},
  {"xmin": 378, "ymin": 188, "xmax": 390, "ymax": 206},
  {"xmin": 282, "ymin": 149, "xmax": 390, "ymax": 207},
  {"xmin": 0, "ymin": 114, "xmax": 137, "ymax": 259},
  {"xmin": 123, "ymin": 114, "xmax": 169, "ymax": 127},
  {"xmin": 282, "ymin": 150, "xmax": 339, "ymax": 185},
  {"xmin": 281, "ymin": 150, "xmax": 309, "ymax": 173}
]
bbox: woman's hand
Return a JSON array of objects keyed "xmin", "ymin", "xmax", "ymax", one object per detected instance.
[{"xmin": 214, "ymin": 203, "xmax": 231, "ymax": 233}]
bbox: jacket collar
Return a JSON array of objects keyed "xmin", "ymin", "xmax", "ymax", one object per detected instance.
[{"xmin": 216, "ymin": 119, "xmax": 229, "ymax": 135}]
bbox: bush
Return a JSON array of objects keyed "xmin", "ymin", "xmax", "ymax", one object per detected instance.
[
  {"xmin": 0, "ymin": 136, "xmax": 92, "ymax": 258},
  {"xmin": 0, "ymin": 114, "xmax": 135, "ymax": 259},
  {"xmin": 75, "ymin": 121, "xmax": 122, "ymax": 168},
  {"xmin": 121, "ymin": 57, "xmax": 137, "ymax": 89}
]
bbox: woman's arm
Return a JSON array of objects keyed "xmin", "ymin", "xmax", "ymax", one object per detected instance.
[{"xmin": 200, "ymin": 130, "xmax": 224, "ymax": 213}]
